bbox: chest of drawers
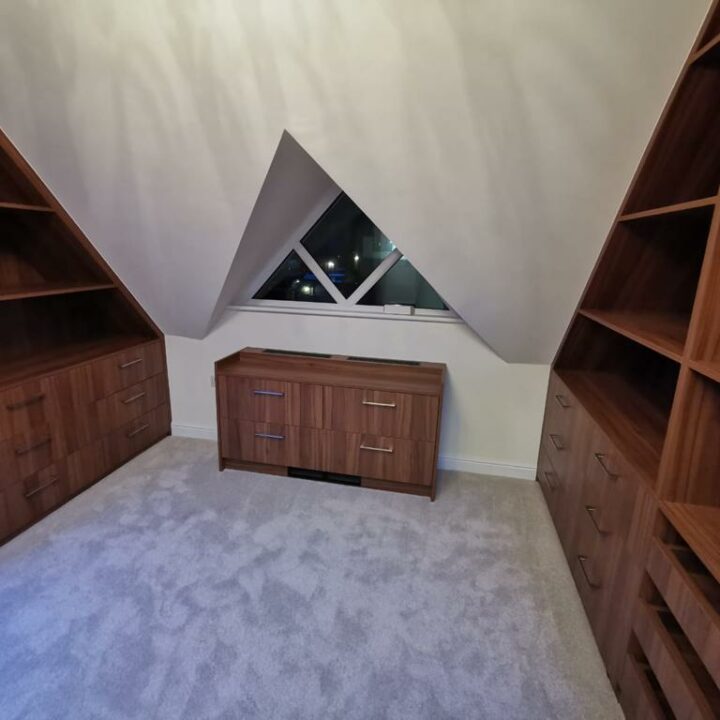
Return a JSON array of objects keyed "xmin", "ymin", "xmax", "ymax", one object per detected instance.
[{"xmin": 215, "ymin": 348, "xmax": 446, "ymax": 499}]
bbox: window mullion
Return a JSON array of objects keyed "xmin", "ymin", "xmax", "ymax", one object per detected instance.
[
  {"xmin": 345, "ymin": 249, "xmax": 402, "ymax": 306},
  {"xmin": 294, "ymin": 244, "xmax": 348, "ymax": 306}
]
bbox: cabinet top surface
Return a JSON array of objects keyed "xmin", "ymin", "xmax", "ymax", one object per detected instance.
[{"xmin": 215, "ymin": 347, "xmax": 446, "ymax": 396}]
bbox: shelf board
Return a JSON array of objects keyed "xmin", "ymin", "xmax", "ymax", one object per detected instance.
[
  {"xmin": 691, "ymin": 32, "xmax": 720, "ymax": 65},
  {"xmin": 0, "ymin": 282, "xmax": 115, "ymax": 302},
  {"xmin": 0, "ymin": 334, "xmax": 156, "ymax": 390},
  {"xmin": 0, "ymin": 201, "xmax": 54, "ymax": 213},
  {"xmin": 579, "ymin": 309, "xmax": 687, "ymax": 362},
  {"xmin": 662, "ymin": 502, "xmax": 720, "ymax": 583},
  {"xmin": 618, "ymin": 196, "xmax": 717, "ymax": 223},
  {"xmin": 688, "ymin": 360, "xmax": 720, "ymax": 385},
  {"xmin": 557, "ymin": 369, "xmax": 668, "ymax": 482}
]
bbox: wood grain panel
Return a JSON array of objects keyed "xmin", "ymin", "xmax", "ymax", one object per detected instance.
[
  {"xmin": 619, "ymin": 655, "xmax": 669, "ymax": 720},
  {"xmin": 325, "ymin": 386, "xmax": 438, "ymax": 441},
  {"xmin": 0, "ymin": 377, "xmax": 53, "ymax": 442},
  {"xmin": 352, "ymin": 433, "xmax": 435, "ymax": 487}
]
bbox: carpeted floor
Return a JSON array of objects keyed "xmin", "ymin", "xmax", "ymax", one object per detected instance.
[{"xmin": 0, "ymin": 437, "xmax": 622, "ymax": 720}]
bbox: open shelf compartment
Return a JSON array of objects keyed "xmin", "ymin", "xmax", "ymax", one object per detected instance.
[
  {"xmin": 556, "ymin": 316, "xmax": 679, "ymax": 481},
  {"xmin": 581, "ymin": 202, "xmax": 713, "ymax": 361},
  {"xmin": 0, "ymin": 290, "xmax": 157, "ymax": 389},
  {"xmin": 0, "ymin": 147, "xmax": 46, "ymax": 207},
  {"xmin": 624, "ymin": 52, "xmax": 720, "ymax": 213}
]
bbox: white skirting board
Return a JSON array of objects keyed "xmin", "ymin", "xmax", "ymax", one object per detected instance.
[{"xmin": 171, "ymin": 423, "xmax": 537, "ymax": 482}]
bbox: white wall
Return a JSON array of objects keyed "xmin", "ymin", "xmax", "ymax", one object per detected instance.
[
  {"xmin": 166, "ymin": 310, "xmax": 549, "ymax": 479},
  {"xmin": 0, "ymin": 1, "xmax": 712, "ymax": 361}
]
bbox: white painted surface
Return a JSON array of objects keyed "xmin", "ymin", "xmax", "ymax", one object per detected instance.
[
  {"xmin": 0, "ymin": 1, "xmax": 711, "ymax": 360},
  {"xmin": 166, "ymin": 309, "xmax": 549, "ymax": 476}
]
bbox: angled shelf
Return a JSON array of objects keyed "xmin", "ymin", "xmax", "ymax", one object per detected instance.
[
  {"xmin": 662, "ymin": 503, "xmax": 720, "ymax": 584},
  {"xmin": 0, "ymin": 201, "xmax": 53, "ymax": 213},
  {"xmin": 0, "ymin": 281, "xmax": 116, "ymax": 302}
]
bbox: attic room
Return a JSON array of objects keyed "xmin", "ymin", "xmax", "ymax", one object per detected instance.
[{"xmin": 1, "ymin": 1, "xmax": 719, "ymax": 718}]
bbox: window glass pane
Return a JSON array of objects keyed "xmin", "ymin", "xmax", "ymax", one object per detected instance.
[
  {"xmin": 301, "ymin": 194, "xmax": 395, "ymax": 297},
  {"xmin": 253, "ymin": 251, "xmax": 335, "ymax": 303},
  {"xmin": 358, "ymin": 257, "xmax": 447, "ymax": 310}
]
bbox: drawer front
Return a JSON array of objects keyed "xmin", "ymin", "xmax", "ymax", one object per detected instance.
[
  {"xmin": 91, "ymin": 341, "xmax": 165, "ymax": 398},
  {"xmin": 0, "ymin": 378, "xmax": 53, "ymax": 442},
  {"xmin": 619, "ymin": 655, "xmax": 667, "ymax": 720},
  {"xmin": 95, "ymin": 374, "xmax": 169, "ymax": 436},
  {"xmin": 2, "ymin": 423, "xmax": 58, "ymax": 487},
  {"xmin": 350, "ymin": 432, "xmax": 435, "ymax": 486},
  {"xmin": 5, "ymin": 463, "xmax": 70, "ymax": 535},
  {"xmin": 326, "ymin": 387, "xmax": 439, "ymax": 441},
  {"xmin": 0, "ymin": 490, "xmax": 9, "ymax": 542},
  {"xmin": 218, "ymin": 377, "xmax": 324, "ymax": 429},
  {"xmin": 220, "ymin": 419, "xmax": 325, "ymax": 470},
  {"xmin": 66, "ymin": 439, "xmax": 112, "ymax": 496},
  {"xmin": 536, "ymin": 445, "xmax": 561, "ymax": 516},
  {"xmin": 103, "ymin": 404, "xmax": 170, "ymax": 469},
  {"xmin": 541, "ymin": 372, "xmax": 577, "ymax": 455}
]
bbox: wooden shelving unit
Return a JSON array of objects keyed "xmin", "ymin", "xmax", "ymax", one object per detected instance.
[{"xmin": 539, "ymin": 3, "xmax": 720, "ymax": 716}]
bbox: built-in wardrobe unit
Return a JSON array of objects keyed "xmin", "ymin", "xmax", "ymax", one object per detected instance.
[
  {"xmin": 0, "ymin": 130, "xmax": 171, "ymax": 544},
  {"xmin": 537, "ymin": 3, "xmax": 720, "ymax": 718}
]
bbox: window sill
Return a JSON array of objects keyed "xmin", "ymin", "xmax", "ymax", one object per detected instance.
[{"xmin": 228, "ymin": 304, "xmax": 464, "ymax": 324}]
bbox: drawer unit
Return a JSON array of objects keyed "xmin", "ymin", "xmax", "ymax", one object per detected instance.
[
  {"xmin": 2, "ymin": 423, "xmax": 58, "ymax": 486},
  {"xmin": 0, "ymin": 378, "xmax": 54, "ymax": 442},
  {"xmin": 90, "ymin": 341, "xmax": 165, "ymax": 398},
  {"xmin": 325, "ymin": 387, "xmax": 439, "ymax": 441},
  {"xmin": 104, "ymin": 404, "xmax": 171, "ymax": 469},
  {"xmin": 5, "ymin": 463, "xmax": 70, "ymax": 536},
  {"xmin": 66, "ymin": 439, "xmax": 112, "ymax": 496},
  {"xmin": 216, "ymin": 348, "xmax": 445, "ymax": 499},
  {"xmin": 95, "ymin": 373, "xmax": 169, "ymax": 434},
  {"xmin": 536, "ymin": 444, "xmax": 561, "ymax": 515}
]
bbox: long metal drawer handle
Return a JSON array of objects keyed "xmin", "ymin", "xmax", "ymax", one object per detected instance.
[
  {"xmin": 255, "ymin": 432, "xmax": 285, "ymax": 440},
  {"xmin": 585, "ymin": 505, "xmax": 609, "ymax": 535},
  {"xmin": 549, "ymin": 433, "xmax": 565, "ymax": 451},
  {"xmin": 122, "ymin": 392, "xmax": 147, "ymax": 405},
  {"xmin": 360, "ymin": 444, "xmax": 394, "ymax": 454},
  {"xmin": 593, "ymin": 453, "xmax": 618, "ymax": 479},
  {"xmin": 543, "ymin": 471, "xmax": 558, "ymax": 491},
  {"xmin": 6, "ymin": 394, "xmax": 46, "ymax": 411},
  {"xmin": 119, "ymin": 358, "xmax": 143, "ymax": 369},
  {"xmin": 24, "ymin": 475, "xmax": 60, "ymax": 499},
  {"xmin": 362, "ymin": 400, "xmax": 397, "ymax": 408},
  {"xmin": 127, "ymin": 423, "xmax": 150, "ymax": 438},
  {"xmin": 577, "ymin": 555, "xmax": 601, "ymax": 590},
  {"xmin": 554, "ymin": 394, "xmax": 571, "ymax": 409},
  {"xmin": 15, "ymin": 437, "xmax": 51, "ymax": 456},
  {"xmin": 253, "ymin": 390, "xmax": 285, "ymax": 398}
]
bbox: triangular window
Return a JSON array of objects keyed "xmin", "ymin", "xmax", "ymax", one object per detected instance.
[
  {"xmin": 357, "ymin": 257, "xmax": 447, "ymax": 310},
  {"xmin": 254, "ymin": 251, "xmax": 335, "ymax": 303}
]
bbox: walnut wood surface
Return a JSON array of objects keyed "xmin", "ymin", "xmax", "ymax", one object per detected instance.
[{"xmin": 662, "ymin": 504, "xmax": 720, "ymax": 584}]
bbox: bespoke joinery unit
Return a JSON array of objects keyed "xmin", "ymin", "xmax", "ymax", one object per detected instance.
[
  {"xmin": 0, "ymin": 129, "xmax": 171, "ymax": 544},
  {"xmin": 216, "ymin": 348, "xmax": 445, "ymax": 499},
  {"xmin": 538, "ymin": 3, "xmax": 720, "ymax": 717}
]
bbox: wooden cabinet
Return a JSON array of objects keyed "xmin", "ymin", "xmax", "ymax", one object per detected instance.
[
  {"xmin": 538, "ymin": 3, "xmax": 720, "ymax": 715},
  {"xmin": 216, "ymin": 348, "xmax": 445, "ymax": 499},
  {"xmin": 0, "ymin": 129, "xmax": 171, "ymax": 544}
]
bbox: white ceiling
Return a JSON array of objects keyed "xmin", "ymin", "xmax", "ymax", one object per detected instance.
[{"xmin": 0, "ymin": 0, "xmax": 711, "ymax": 361}]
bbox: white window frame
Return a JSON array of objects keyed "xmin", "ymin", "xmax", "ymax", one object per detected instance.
[{"xmin": 235, "ymin": 194, "xmax": 457, "ymax": 322}]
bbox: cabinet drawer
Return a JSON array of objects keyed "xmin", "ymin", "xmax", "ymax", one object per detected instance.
[
  {"xmin": 103, "ymin": 404, "xmax": 170, "ymax": 468},
  {"xmin": 220, "ymin": 419, "xmax": 325, "ymax": 470},
  {"xmin": 350, "ymin": 433, "xmax": 435, "ymax": 486},
  {"xmin": 66, "ymin": 439, "xmax": 112, "ymax": 496},
  {"xmin": 1, "ymin": 423, "xmax": 58, "ymax": 487},
  {"xmin": 218, "ymin": 377, "xmax": 324, "ymax": 428},
  {"xmin": 95, "ymin": 374, "xmax": 169, "ymax": 436},
  {"xmin": 5, "ymin": 463, "xmax": 70, "ymax": 535},
  {"xmin": 541, "ymin": 372, "xmax": 577, "ymax": 454},
  {"xmin": 619, "ymin": 655, "xmax": 668, "ymax": 720},
  {"xmin": 0, "ymin": 378, "xmax": 53, "ymax": 442},
  {"xmin": 536, "ymin": 445, "xmax": 561, "ymax": 516},
  {"xmin": 326, "ymin": 387, "xmax": 439, "ymax": 441},
  {"xmin": 91, "ymin": 341, "xmax": 165, "ymax": 398}
]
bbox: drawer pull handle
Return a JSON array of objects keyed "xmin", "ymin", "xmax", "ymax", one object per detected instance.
[
  {"xmin": 119, "ymin": 358, "xmax": 143, "ymax": 369},
  {"xmin": 362, "ymin": 401, "xmax": 397, "ymax": 408},
  {"xmin": 255, "ymin": 432, "xmax": 285, "ymax": 440},
  {"xmin": 24, "ymin": 475, "xmax": 59, "ymax": 499},
  {"xmin": 593, "ymin": 453, "xmax": 618, "ymax": 479},
  {"xmin": 360, "ymin": 444, "xmax": 394, "ymax": 454},
  {"xmin": 15, "ymin": 437, "xmax": 51, "ymax": 456},
  {"xmin": 543, "ymin": 470, "xmax": 558, "ymax": 491},
  {"xmin": 585, "ymin": 505, "xmax": 609, "ymax": 535},
  {"xmin": 6, "ymin": 394, "xmax": 46, "ymax": 411},
  {"xmin": 127, "ymin": 423, "xmax": 150, "ymax": 438},
  {"xmin": 577, "ymin": 555, "xmax": 601, "ymax": 590},
  {"xmin": 554, "ymin": 394, "xmax": 571, "ymax": 409},
  {"xmin": 253, "ymin": 390, "xmax": 285, "ymax": 398},
  {"xmin": 549, "ymin": 434, "xmax": 565, "ymax": 451},
  {"xmin": 122, "ymin": 392, "xmax": 147, "ymax": 405}
]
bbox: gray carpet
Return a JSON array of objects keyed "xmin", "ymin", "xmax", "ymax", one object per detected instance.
[{"xmin": 0, "ymin": 437, "xmax": 622, "ymax": 720}]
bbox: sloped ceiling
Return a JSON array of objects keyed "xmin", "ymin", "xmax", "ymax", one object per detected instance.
[{"xmin": 0, "ymin": 0, "xmax": 711, "ymax": 362}]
